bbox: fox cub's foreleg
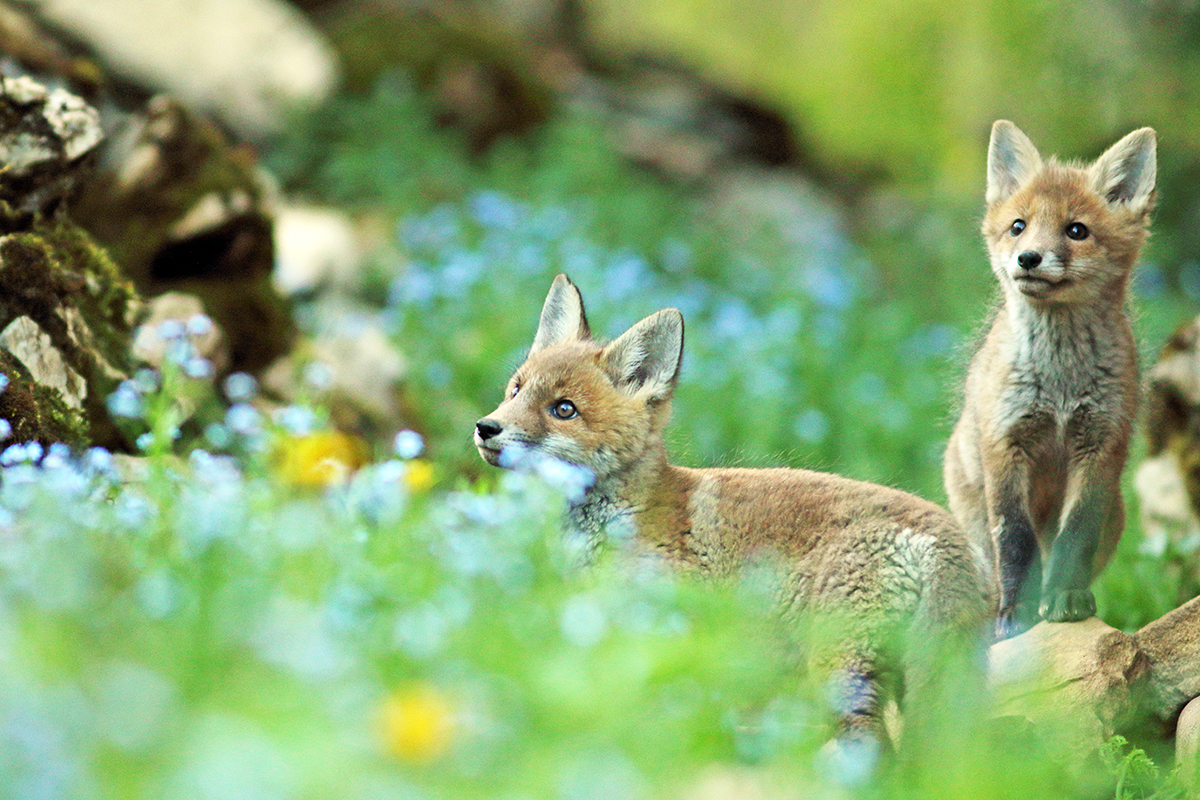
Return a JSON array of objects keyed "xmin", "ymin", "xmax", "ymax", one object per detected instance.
[
  {"xmin": 982, "ymin": 447, "xmax": 1042, "ymax": 636},
  {"xmin": 985, "ymin": 441, "xmax": 1125, "ymax": 633},
  {"xmin": 1039, "ymin": 451, "xmax": 1124, "ymax": 622}
]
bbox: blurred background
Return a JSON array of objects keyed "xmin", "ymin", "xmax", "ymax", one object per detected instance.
[
  {"xmin": 7, "ymin": 0, "xmax": 1199, "ymax": 615},
  {"xmin": 271, "ymin": 0, "xmax": 1200, "ymax": 487}
]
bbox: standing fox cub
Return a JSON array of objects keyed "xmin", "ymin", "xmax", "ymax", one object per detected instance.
[
  {"xmin": 945, "ymin": 121, "xmax": 1156, "ymax": 636},
  {"xmin": 476, "ymin": 274, "xmax": 991, "ymax": 741}
]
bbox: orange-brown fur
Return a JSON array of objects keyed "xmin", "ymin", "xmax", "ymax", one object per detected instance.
[
  {"xmin": 476, "ymin": 274, "xmax": 992, "ymax": 744},
  {"xmin": 945, "ymin": 121, "xmax": 1154, "ymax": 636}
]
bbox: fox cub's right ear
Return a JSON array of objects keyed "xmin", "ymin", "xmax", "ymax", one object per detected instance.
[
  {"xmin": 1089, "ymin": 127, "xmax": 1156, "ymax": 216},
  {"xmin": 601, "ymin": 309, "xmax": 684, "ymax": 402},
  {"xmin": 531, "ymin": 274, "xmax": 591, "ymax": 353},
  {"xmin": 986, "ymin": 120, "xmax": 1043, "ymax": 205}
]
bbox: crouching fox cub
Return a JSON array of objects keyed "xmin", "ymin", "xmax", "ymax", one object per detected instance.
[
  {"xmin": 475, "ymin": 274, "xmax": 992, "ymax": 743},
  {"xmin": 945, "ymin": 122, "xmax": 1155, "ymax": 637}
]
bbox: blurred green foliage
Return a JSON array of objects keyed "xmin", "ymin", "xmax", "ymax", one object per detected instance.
[
  {"xmin": 583, "ymin": 0, "xmax": 1200, "ymax": 182},
  {"xmin": 584, "ymin": 0, "xmax": 1200, "ymax": 274},
  {"xmin": 0, "ymin": 387, "xmax": 1187, "ymax": 798},
  {"xmin": 271, "ymin": 75, "xmax": 959, "ymax": 491},
  {"xmin": 0, "ymin": 438, "xmax": 822, "ymax": 797}
]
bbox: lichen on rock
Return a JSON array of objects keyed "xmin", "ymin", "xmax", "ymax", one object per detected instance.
[
  {"xmin": 0, "ymin": 74, "xmax": 102, "ymax": 217},
  {"xmin": 0, "ymin": 345, "xmax": 88, "ymax": 447}
]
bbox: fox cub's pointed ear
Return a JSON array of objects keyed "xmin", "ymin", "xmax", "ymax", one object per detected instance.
[
  {"xmin": 986, "ymin": 120, "xmax": 1043, "ymax": 205},
  {"xmin": 1089, "ymin": 127, "xmax": 1156, "ymax": 215},
  {"xmin": 531, "ymin": 274, "xmax": 590, "ymax": 354},
  {"xmin": 601, "ymin": 309, "xmax": 684, "ymax": 402}
]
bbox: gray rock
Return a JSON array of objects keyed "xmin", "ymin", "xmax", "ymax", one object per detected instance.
[
  {"xmin": 1141, "ymin": 315, "xmax": 1200, "ymax": 578},
  {"xmin": 72, "ymin": 95, "xmax": 295, "ymax": 376},
  {"xmin": 131, "ymin": 291, "xmax": 229, "ymax": 376},
  {"xmin": 0, "ymin": 78, "xmax": 136, "ymax": 448},
  {"xmin": 989, "ymin": 618, "xmax": 1144, "ymax": 763},
  {"xmin": 261, "ymin": 300, "xmax": 405, "ymax": 442},
  {"xmin": 0, "ymin": 74, "xmax": 102, "ymax": 214},
  {"xmin": 272, "ymin": 205, "xmax": 362, "ymax": 297},
  {"xmin": 989, "ymin": 596, "xmax": 1200, "ymax": 768},
  {"xmin": 26, "ymin": 0, "xmax": 339, "ymax": 139},
  {"xmin": 1134, "ymin": 453, "xmax": 1200, "ymax": 559},
  {"xmin": 0, "ymin": 314, "xmax": 86, "ymax": 409}
]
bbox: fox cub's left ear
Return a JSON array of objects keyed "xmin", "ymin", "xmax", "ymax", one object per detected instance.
[
  {"xmin": 1089, "ymin": 127, "xmax": 1156, "ymax": 216},
  {"xmin": 601, "ymin": 309, "xmax": 684, "ymax": 402}
]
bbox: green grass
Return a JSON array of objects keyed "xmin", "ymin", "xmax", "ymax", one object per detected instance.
[{"xmin": 0, "ymin": 419, "xmax": 1189, "ymax": 797}]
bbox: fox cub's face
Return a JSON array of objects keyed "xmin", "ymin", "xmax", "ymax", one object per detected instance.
[
  {"xmin": 475, "ymin": 275, "xmax": 683, "ymax": 484},
  {"xmin": 981, "ymin": 121, "xmax": 1156, "ymax": 304}
]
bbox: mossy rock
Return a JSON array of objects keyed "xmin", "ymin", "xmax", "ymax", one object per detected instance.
[
  {"xmin": 0, "ymin": 348, "xmax": 88, "ymax": 447},
  {"xmin": 159, "ymin": 275, "xmax": 294, "ymax": 375},
  {"xmin": 0, "ymin": 205, "xmax": 137, "ymax": 449}
]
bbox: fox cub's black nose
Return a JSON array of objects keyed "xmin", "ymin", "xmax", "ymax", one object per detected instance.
[
  {"xmin": 476, "ymin": 418, "xmax": 502, "ymax": 441},
  {"xmin": 1017, "ymin": 251, "xmax": 1043, "ymax": 270}
]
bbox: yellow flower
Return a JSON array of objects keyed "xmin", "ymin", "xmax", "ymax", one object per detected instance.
[
  {"xmin": 276, "ymin": 431, "xmax": 369, "ymax": 488},
  {"xmin": 403, "ymin": 459, "xmax": 437, "ymax": 494},
  {"xmin": 380, "ymin": 683, "xmax": 456, "ymax": 762}
]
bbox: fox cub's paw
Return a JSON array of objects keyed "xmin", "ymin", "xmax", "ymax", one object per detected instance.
[{"xmin": 1039, "ymin": 589, "xmax": 1096, "ymax": 622}]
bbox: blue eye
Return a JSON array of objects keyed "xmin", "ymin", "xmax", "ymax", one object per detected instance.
[
  {"xmin": 1010, "ymin": 219, "xmax": 1026, "ymax": 236},
  {"xmin": 551, "ymin": 400, "xmax": 578, "ymax": 420},
  {"xmin": 510, "ymin": 383, "xmax": 520, "ymax": 397}
]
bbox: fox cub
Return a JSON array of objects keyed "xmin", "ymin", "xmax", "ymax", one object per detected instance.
[
  {"xmin": 476, "ymin": 274, "xmax": 991, "ymax": 741},
  {"xmin": 945, "ymin": 121, "xmax": 1155, "ymax": 636}
]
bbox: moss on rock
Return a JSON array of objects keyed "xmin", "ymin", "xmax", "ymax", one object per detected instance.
[
  {"xmin": 0, "ymin": 348, "xmax": 88, "ymax": 447},
  {"xmin": 0, "ymin": 202, "xmax": 137, "ymax": 449}
]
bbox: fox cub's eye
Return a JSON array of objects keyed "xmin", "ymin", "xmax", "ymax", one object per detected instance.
[
  {"xmin": 510, "ymin": 383, "xmax": 520, "ymax": 398},
  {"xmin": 1010, "ymin": 219, "xmax": 1026, "ymax": 236},
  {"xmin": 1066, "ymin": 222, "xmax": 1089, "ymax": 241},
  {"xmin": 551, "ymin": 400, "xmax": 578, "ymax": 420}
]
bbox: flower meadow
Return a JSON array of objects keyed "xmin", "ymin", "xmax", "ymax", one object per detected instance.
[
  {"xmin": 0, "ymin": 448, "xmax": 775, "ymax": 796},
  {"xmin": 0, "ymin": 353, "xmax": 1186, "ymax": 799},
  {"xmin": 0, "ymin": 72, "xmax": 1196, "ymax": 798}
]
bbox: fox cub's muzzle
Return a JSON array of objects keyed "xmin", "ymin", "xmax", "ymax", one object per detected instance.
[
  {"xmin": 1017, "ymin": 251, "xmax": 1042, "ymax": 270},
  {"xmin": 474, "ymin": 417, "xmax": 504, "ymax": 466},
  {"xmin": 476, "ymin": 418, "xmax": 502, "ymax": 441}
]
